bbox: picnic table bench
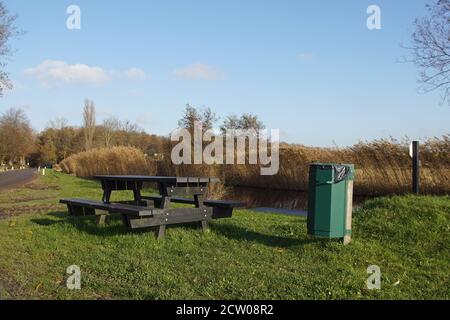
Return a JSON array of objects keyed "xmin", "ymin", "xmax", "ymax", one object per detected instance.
[{"xmin": 60, "ymin": 175, "xmax": 245, "ymax": 239}]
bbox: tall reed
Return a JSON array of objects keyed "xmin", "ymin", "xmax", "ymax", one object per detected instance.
[
  {"xmin": 159, "ymin": 136, "xmax": 450, "ymax": 196},
  {"xmin": 60, "ymin": 146, "xmax": 156, "ymax": 178}
]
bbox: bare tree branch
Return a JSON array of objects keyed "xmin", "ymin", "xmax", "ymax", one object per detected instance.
[
  {"xmin": 404, "ymin": 0, "xmax": 450, "ymax": 105},
  {"xmin": 0, "ymin": 1, "xmax": 20, "ymax": 96}
]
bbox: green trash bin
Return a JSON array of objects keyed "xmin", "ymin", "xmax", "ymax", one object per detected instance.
[{"xmin": 307, "ymin": 163, "xmax": 355, "ymax": 244}]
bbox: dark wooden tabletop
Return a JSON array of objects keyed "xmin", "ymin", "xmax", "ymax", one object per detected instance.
[{"xmin": 93, "ymin": 175, "xmax": 220, "ymax": 184}]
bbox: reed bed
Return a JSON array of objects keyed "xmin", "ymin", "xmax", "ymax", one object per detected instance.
[
  {"xmin": 60, "ymin": 146, "xmax": 156, "ymax": 178},
  {"xmin": 61, "ymin": 136, "xmax": 449, "ymax": 197},
  {"xmin": 159, "ymin": 136, "xmax": 450, "ymax": 196}
]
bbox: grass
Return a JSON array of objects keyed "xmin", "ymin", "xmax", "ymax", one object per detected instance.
[{"xmin": 0, "ymin": 170, "xmax": 448, "ymax": 299}]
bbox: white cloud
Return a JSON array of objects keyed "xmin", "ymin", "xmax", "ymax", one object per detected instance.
[
  {"xmin": 298, "ymin": 53, "xmax": 314, "ymax": 61},
  {"xmin": 24, "ymin": 61, "xmax": 149, "ymax": 87},
  {"xmin": 124, "ymin": 68, "xmax": 148, "ymax": 80},
  {"xmin": 173, "ymin": 63, "xmax": 221, "ymax": 80},
  {"xmin": 25, "ymin": 60, "xmax": 110, "ymax": 87}
]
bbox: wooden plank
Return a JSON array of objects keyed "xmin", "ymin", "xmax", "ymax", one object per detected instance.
[
  {"xmin": 93, "ymin": 175, "xmax": 220, "ymax": 186},
  {"xmin": 164, "ymin": 211, "xmax": 211, "ymax": 224},
  {"xmin": 61, "ymin": 199, "xmax": 113, "ymax": 211},
  {"xmin": 204, "ymin": 199, "xmax": 246, "ymax": 208},
  {"xmin": 126, "ymin": 216, "xmax": 164, "ymax": 229},
  {"xmin": 125, "ymin": 207, "xmax": 213, "ymax": 229},
  {"xmin": 176, "ymin": 177, "xmax": 188, "ymax": 183},
  {"xmin": 142, "ymin": 196, "xmax": 245, "ymax": 208},
  {"xmin": 211, "ymin": 207, "xmax": 233, "ymax": 219},
  {"xmin": 100, "ymin": 179, "xmax": 143, "ymax": 191},
  {"xmin": 109, "ymin": 203, "xmax": 155, "ymax": 216},
  {"xmin": 165, "ymin": 186, "xmax": 206, "ymax": 197},
  {"xmin": 94, "ymin": 175, "xmax": 179, "ymax": 184},
  {"xmin": 60, "ymin": 198, "xmax": 154, "ymax": 217},
  {"xmin": 209, "ymin": 177, "xmax": 221, "ymax": 183},
  {"xmin": 187, "ymin": 177, "xmax": 199, "ymax": 183}
]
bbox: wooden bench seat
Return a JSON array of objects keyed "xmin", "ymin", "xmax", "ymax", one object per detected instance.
[
  {"xmin": 60, "ymin": 198, "xmax": 154, "ymax": 217},
  {"xmin": 141, "ymin": 195, "xmax": 245, "ymax": 219},
  {"xmin": 60, "ymin": 196, "xmax": 245, "ymax": 238}
]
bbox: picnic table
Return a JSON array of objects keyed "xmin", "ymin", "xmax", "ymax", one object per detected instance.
[
  {"xmin": 60, "ymin": 175, "xmax": 245, "ymax": 239},
  {"xmin": 93, "ymin": 175, "xmax": 221, "ymax": 204}
]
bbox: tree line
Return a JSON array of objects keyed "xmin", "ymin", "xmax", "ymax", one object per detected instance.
[{"xmin": 0, "ymin": 102, "xmax": 265, "ymax": 168}]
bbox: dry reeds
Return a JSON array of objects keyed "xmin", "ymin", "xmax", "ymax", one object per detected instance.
[
  {"xmin": 159, "ymin": 135, "xmax": 450, "ymax": 196},
  {"xmin": 60, "ymin": 136, "xmax": 449, "ymax": 197},
  {"xmin": 60, "ymin": 146, "xmax": 156, "ymax": 178}
]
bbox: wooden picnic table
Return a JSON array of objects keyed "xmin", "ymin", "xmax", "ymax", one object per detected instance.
[
  {"xmin": 61, "ymin": 175, "xmax": 244, "ymax": 239},
  {"xmin": 93, "ymin": 175, "xmax": 220, "ymax": 204}
]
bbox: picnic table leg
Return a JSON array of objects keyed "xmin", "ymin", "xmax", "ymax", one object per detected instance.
[
  {"xmin": 194, "ymin": 194, "xmax": 205, "ymax": 208},
  {"xmin": 157, "ymin": 225, "xmax": 166, "ymax": 239},
  {"xmin": 156, "ymin": 182, "xmax": 172, "ymax": 208},
  {"xmin": 201, "ymin": 220, "xmax": 209, "ymax": 233},
  {"xmin": 96, "ymin": 210, "xmax": 108, "ymax": 226},
  {"xmin": 194, "ymin": 194, "xmax": 209, "ymax": 233},
  {"xmin": 133, "ymin": 188, "xmax": 142, "ymax": 203},
  {"xmin": 154, "ymin": 182, "xmax": 171, "ymax": 239},
  {"xmin": 102, "ymin": 188, "xmax": 112, "ymax": 203}
]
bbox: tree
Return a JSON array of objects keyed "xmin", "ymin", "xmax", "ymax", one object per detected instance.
[
  {"xmin": 405, "ymin": 0, "xmax": 450, "ymax": 104},
  {"xmin": 178, "ymin": 104, "xmax": 217, "ymax": 133},
  {"xmin": 35, "ymin": 130, "xmax": 57, "ymax": 165},
  {"xmin": 114, "ymin": 119, "xmax": 142, "ymax": 146},
  {"xmin": 45, "ymin": 118, "xmax": 76, "ymax": 162},
  {"xmin": 47, "ymin": 117, "xmax": 68, "ymax": 130},
  {"xmin": 220, "ymin": 113, "xmax": 265, "ymax": 134},
  {"xmin": 121, "ymin": 119, "xmax": 140, "ymax": 133},
  {"xmin": 83, "ymin": 99, "xmax": 96, "ymax": 150},
  {"xmin": 102, "ymin": 116, "xmax": 120, "ymax": 147},
  {"xmin": 0, "ymin": 1, "xmax": 19, "ymax": 96},
  {"xmin": 0, "ymin": 108, "xmax": 34, "ymax": 164}
]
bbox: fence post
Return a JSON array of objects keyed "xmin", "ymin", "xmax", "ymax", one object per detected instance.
[{"xmin": 411, "ymin": 141, "xmax": 419, "ymax": 194}]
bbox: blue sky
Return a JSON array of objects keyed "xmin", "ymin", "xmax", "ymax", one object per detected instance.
[{"xmin": 0, "ymin": 0, "xmax": 448, "ymax": 146}]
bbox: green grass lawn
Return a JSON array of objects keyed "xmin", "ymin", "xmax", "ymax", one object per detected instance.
[{"xmin": 0, "ymin": 170, "xmax": 448, "ymax": 300}]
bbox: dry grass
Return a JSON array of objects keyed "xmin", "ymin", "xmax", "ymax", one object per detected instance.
[
  {"xmin": 60, "ymin": 137, "xmax": 449, "ymax": 197},
  {"xmin": 159, "ymin": 136, "xmax": 450, "ymax": 196},
  {"xmin": 60, "ymin": 146, "xmax": 156, "ymax": 178}
]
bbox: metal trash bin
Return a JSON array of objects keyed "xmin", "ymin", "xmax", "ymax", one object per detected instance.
[{"xmin": 307, "ymin": 163, "xmax": 355, "ymax": 244}]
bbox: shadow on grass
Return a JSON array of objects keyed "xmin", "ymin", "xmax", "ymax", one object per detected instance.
[
  {"xmin": 210, "ymin": 223, "xmax": 320, "ymax": 248},
  {"xmin": 31, "ymin": 211, "xmax": 320, "ymax": 247},
  {"xmin": 31, "ymin": 211, "xmax": 201, "ymax": 237},
  {"xmin": 31, "ymin": 211, "xmax": 130, "ymax": 236}
]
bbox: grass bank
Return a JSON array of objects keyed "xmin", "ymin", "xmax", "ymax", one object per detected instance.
[{"xmin": 0, "ymin": 171, "xmax": 448, "ymax": 299}]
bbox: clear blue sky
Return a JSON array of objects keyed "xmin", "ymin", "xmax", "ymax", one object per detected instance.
[{"xmin": 1, "ymin": 0, "xmax": 448, "ymax": 146}]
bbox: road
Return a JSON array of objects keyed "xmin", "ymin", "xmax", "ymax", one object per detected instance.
[{"xmin": 0, "ymin": 169, "xmax": 36, "ymax": 191}]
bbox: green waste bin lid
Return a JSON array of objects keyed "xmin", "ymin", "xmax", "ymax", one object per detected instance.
[{"xmin": 310, "ymin": 163, "xmax": 353, "ymax": 184}]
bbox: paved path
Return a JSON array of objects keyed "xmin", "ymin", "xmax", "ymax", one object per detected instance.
[
  {"xmin": 0, "ymin": 169, "xmax": 36, "ymax": 191},
  {"xmin": 250, "ymin": 207, "xmax": 307, "ymax": 216}
]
